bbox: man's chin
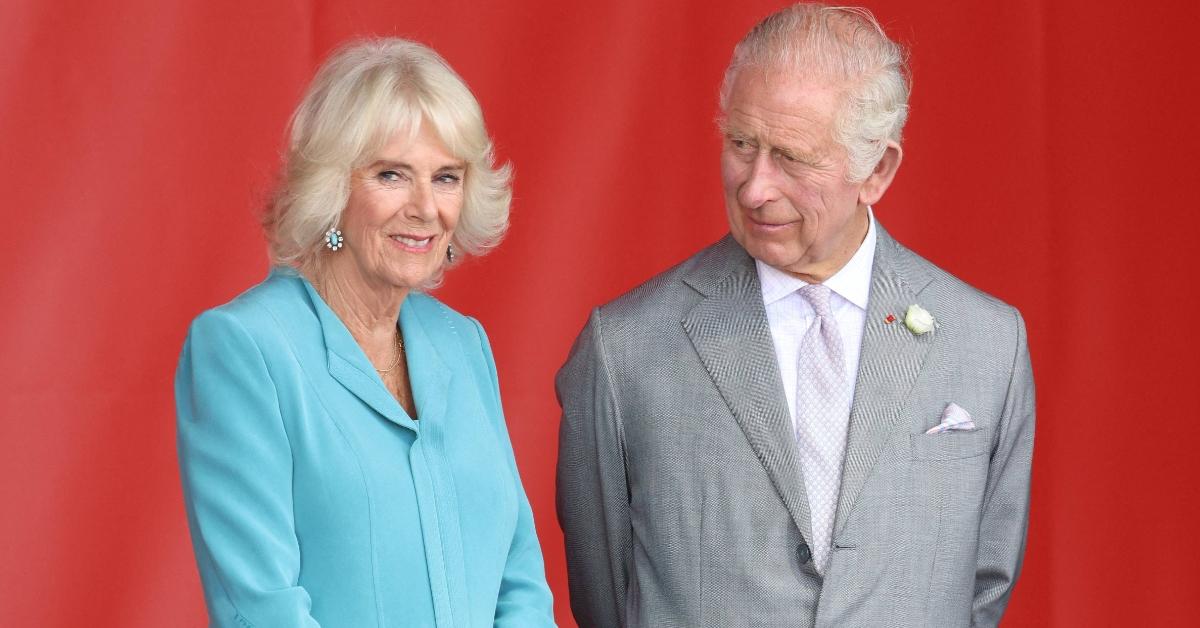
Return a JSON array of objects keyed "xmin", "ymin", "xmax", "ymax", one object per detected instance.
[{"xmin": 738, "ymin": 239, "xmax": 798, "ymax": 269}]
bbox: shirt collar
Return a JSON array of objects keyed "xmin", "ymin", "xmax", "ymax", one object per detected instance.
[{"xmin": 757, "ymin": 207, "xmax": 877, "ymax": 310}]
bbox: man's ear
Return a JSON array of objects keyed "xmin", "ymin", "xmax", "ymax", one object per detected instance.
[{"xmin": 859, "ymin": 141, "xmax": 902, "ymax": 206}]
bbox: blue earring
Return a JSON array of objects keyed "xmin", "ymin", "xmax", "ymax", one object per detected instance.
[{"xmin": 324, "ymin": 229, "xmax": 343, "ymax": 251}]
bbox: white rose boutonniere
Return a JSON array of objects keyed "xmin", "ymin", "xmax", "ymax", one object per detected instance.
[{"xmin": 904, "ymin": 304, "xmax": 935, "ymax": 335}]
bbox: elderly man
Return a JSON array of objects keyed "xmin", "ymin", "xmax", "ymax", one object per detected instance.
[{"xmin": 556, "ymin": 3, "xmax": 1034, "ymax": 627}]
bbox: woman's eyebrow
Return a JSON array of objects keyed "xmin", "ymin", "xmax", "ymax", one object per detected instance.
[{"xmin": 366, "ymin": 159, "xmax": 412, "ymax": 170}]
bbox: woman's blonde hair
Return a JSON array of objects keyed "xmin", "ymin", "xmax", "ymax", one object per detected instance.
[{"xmin": 264, "ymin": 38, "xmax": 511, "ymax": 271}]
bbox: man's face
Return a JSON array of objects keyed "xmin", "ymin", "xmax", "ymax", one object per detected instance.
[{"xmin": 720, "ymin": 67, "xmax": 873, "ymax": 282}]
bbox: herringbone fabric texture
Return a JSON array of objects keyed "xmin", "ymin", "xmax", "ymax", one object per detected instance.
[
  {"xmin": 557, "ymin": 226, "xmax": 1036, "ymax": 627},
  {"xmin": 793, "ymin": 284, "xmax": 850, "ymax": 573}
]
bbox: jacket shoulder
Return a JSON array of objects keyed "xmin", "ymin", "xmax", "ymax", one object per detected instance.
[
  {"xmin": 405, "ymin": 291, "xmax": 485, "ymax": 346},
  {"xmin": 886, "ymin": 238, "xmax": 1027, "ymax": 363},
  {"xmin": 406, "ymin": 291, "xmax": 472, "ymax": 328},
  {"xmin": 190, "ymin": 270, "xmax": 310, "ymax": 338}
]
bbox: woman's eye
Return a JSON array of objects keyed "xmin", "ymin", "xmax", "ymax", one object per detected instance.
[
  {"xmin": 435, "ymin": 173, "xmax": 462, "ymax": 185},
  {"xmin": 378, "ymin": 170, "xmax": 404, "ymax": 183}
]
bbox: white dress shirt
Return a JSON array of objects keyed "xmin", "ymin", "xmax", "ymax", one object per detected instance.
[{"xmin": 757, "ymin": 209, "xmax": 877, "ymax": 432}]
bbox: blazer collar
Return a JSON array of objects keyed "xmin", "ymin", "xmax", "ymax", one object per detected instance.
[
  {"xmin": 680, "ymin": 235, "xmax": 818, "ymax": 553},
  {"xmin": 681, "ymin": 234, "xmax": 751, "ymax": 297},
  {"xmin": 398, "ymin": 295, "xmax": 453, "ymax": 429},
  {"xmin": 678, "ymin": 226, "xmax": 938, "ymax": 549},
  {"xmin": 834, "ymin": 223, "xmax": 936, "ymax": 536},
  {"xmin": 297, "ymin": 275, "xmax": 451, "ymax": 433}
]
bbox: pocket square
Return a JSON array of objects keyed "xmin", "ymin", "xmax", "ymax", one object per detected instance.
[{"xmin": 925, "ymin": 402, "xmax": 976, "ymax": 434}]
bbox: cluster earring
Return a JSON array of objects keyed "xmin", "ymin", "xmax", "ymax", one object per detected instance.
[
  {"xmin": 324, "ymin": 228, "xmax": 344, "ymax": 251},
  {"xmin": 446, "ymin": 243, "xmax": 455, "ymax": 263}
]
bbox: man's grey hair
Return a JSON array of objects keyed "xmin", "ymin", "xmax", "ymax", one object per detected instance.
[
  {"xmin": 719, "ymin": 3, "xmax": 910, "ymax": 182},
  {"xmin": 264, "ymin": 38, "xmax": 511, "ymax": 274}
]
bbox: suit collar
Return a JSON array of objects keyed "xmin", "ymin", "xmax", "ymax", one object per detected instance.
[
  {"xmin": 834, "ymin": 224, "xmax": 936, "ymax": 535},
  {"xmin": 678, "ymin": 224, "xmax": 939, "ymax": 548},
  {"xmin": 681, "ymin": 234, "xmax": 752, "ymax": 297},
  {"xmin": 680, "ymin": 236, "xmax": 817, "ymax": 550},
  {"xmin": 398, "ymin": 295, "xmax": 452, "ymax": 429},
  {"xmin": 754, "ymin": 210, "xmax": 878, "ymax": 310},
  {"xmin": 294, "ymin": 272, "xmax": 451, "ymax": 432}
]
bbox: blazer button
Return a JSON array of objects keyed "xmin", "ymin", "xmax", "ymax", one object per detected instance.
[{"xmin": 797, "ymin": 543, "xmax": 812, "ymax": 564}]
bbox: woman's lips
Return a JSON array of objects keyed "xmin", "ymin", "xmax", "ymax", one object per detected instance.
[{"xmin": 390, "ymin": 234, "xmax": 435, "ymax": 252}]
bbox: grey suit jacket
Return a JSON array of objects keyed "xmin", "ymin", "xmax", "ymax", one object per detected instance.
[{"xmin": 556, "ymin": 225, "xmax": 1034, "ymax": 627}]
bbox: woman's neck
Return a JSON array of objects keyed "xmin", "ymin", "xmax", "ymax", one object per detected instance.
[{"xmin": 305, "ymin": 262, "xmax": 407, "ymax": 348}]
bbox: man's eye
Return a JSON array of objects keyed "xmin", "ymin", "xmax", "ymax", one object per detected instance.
[{"xmin": 730, "ymin": 138, "xmax": 752, "ymax": 150}]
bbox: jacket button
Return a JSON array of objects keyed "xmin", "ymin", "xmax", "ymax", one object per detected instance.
[{"xmin": 797, "ymin": 543, "xmax": 812, "ymax": 564}]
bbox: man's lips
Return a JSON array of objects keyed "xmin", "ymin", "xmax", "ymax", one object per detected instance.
[{"xmin": 745, "ymin": 215, "xmax": 799, "ymax": 230}]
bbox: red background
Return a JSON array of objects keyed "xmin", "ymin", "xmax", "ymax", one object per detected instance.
[{"xmin": 2, "ymin": 1, "xmax": 1197, "ymax": 625}]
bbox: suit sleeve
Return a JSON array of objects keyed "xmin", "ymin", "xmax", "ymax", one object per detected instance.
[
  {"xmin": 972, "ymin": 309, "xmax": 1036, "ymax": 626},
  {"xmin": 468, "ymin": 318, "xmax": 557, "ymax": 627},
  {"xmin": 175, "ymin": 309, "xmax": 320, "ymax": 628},
  {"xmin": 556, "ymin": 308, "xmax": 631, "ymax": 628}
]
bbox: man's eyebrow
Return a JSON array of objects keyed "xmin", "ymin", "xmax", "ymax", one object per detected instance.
[{"xmin": 719, "ymin": 123, "xmax": 752, "ymax": 139}]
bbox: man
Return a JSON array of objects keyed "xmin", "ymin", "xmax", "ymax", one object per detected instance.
[{"xmin": 556, "ymin": 4, "xmax": 1034, "ymax": 627}]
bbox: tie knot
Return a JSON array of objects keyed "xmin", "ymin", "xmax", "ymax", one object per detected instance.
[{"xmin": 798, "ymin": 284, "xmax": 835, "ymax": 319}]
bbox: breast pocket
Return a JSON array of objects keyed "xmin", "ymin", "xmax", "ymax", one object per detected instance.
[{"xmin": 909, "ymin": 428, "xmax": 993, "ymax": 461}]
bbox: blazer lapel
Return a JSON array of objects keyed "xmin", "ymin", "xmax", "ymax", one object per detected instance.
[
  {"xmin": 834, "ymin": 225, "xmax": 934, "ymax": 534},
  {"xmin": 681, "ymin": 236, "xmax": 816, "ymax": 546},
  {"xmin": 301, "ymin": 279, "xmax": 418, "ymax": 431},
  {"xmin": 398, "ymin": 297, "xmax": 452, "ymax": 428}
]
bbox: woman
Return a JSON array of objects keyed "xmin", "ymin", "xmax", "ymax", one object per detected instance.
[{"xmin": 175, "ymin": 39, "xmax": 555, "ymax": 627}]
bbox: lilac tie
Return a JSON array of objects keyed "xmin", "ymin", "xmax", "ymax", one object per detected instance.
[{"xmin": 794, "ymin": 284, "xmax": 850, "ymax": 573}]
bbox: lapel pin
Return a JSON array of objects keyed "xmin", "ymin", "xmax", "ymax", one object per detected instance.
[{"xmin": 884, "ymin": 313, "xmax": 896, "ymax": 324}]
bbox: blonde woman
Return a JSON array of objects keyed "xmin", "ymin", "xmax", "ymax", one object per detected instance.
[{"xmin": 175, "ymin": 39, "xmax": 554, "ymax": 627}]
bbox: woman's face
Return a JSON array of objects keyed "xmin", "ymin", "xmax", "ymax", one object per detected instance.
[{"xmin": 334, "ymin": 123, "xmax": 465, "ymax": 296}]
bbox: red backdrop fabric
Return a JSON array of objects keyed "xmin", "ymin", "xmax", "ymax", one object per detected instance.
[{"xmin": 2, "ymin": 1, "xmax": 1197, "ymax": 625}]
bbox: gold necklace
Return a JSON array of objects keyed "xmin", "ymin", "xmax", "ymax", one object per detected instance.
[{"xmin": 375, "ymin": 333, "xmax": 404, "ymax": 374}]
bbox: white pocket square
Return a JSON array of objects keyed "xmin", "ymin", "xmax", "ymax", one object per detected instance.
[{"xmin": 925, "ymin": 402, "xmax": 976, "ymax": 434}]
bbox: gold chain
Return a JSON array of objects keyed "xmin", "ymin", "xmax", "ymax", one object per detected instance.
[{"xmin": 375, "ymin": 333, "xmax": 404, "ymax": 373}]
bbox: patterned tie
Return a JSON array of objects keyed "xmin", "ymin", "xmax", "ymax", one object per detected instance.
[{"xmin": 794, "ymin": 284, "xmax": 850, "ymax": 573}]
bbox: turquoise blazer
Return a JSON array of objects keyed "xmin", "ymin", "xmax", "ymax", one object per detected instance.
[{"xmin": 175, "ymin": 269, "xmax": 555, "ymax": 627}]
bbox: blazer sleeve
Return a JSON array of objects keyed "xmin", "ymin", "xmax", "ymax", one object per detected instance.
[
  {"xmin": 468, "ymin": 317, "xmax": 557, "ymax": 627},
  {"xmin": 175, "ymin": 309, "xmax": 320, "ymax": 628},
  {"xmin": 972, "ymin": 309, "xmax": 1036, "ymax": 626},
  {"xmin": 555, "ymin": 308, "xmax": 631, "ymax": 628}
]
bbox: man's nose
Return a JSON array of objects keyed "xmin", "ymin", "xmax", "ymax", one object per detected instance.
[{"xmin": 738, "ymin": 152, "xmax": 782, "ymax": 209}]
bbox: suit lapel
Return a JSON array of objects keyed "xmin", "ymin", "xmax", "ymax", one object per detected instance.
[
  {"xmin": 301, "ymin": 279, "xmax": 453, "ymax": 432},
  {"xmin": 834, "ymin": 226, "xmax": 934, "ymax": 534},
  {"xmin": 681, "ymin": 237, "xmax": 815, "ymax": 546},
  {"xmin": 399, "ymin": 296, "xmax": 452, "ymax": 427}
]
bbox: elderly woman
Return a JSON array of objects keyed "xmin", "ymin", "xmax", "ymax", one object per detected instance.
[{"xmin": 175, "ymin": 39, "xmax": 555, "ymax": 627}]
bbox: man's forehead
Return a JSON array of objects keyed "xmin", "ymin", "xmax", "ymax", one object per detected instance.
[
  {"xmin": 723, "ymin": 91, "xmax": 837, "ymax": 148},
  {"xmin": 727, "ymin": 67, "xmax": 842, "ymax": 113}
]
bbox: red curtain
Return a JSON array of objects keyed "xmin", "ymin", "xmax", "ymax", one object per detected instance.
[{"xmin": 2, "ymin": 1, "xmax": 1197, "ymax": 625}]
